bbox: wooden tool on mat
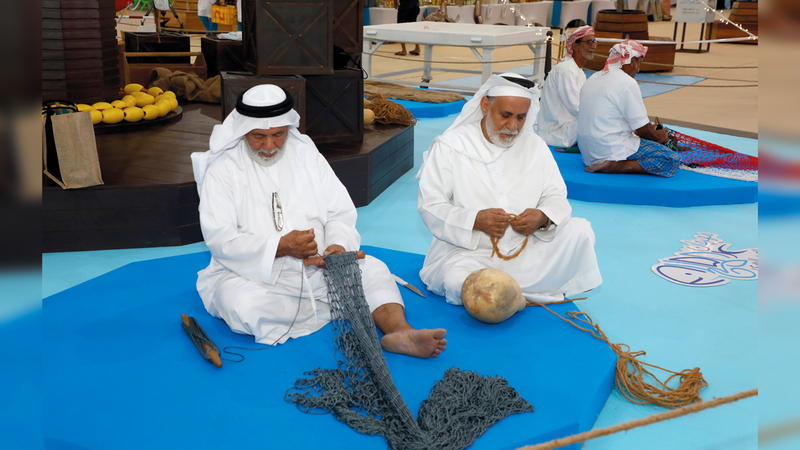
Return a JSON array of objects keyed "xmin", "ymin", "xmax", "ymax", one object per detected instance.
[
  {"xmin": 181, "ymin": 313, "xmax": 222, "ymax": 368},
  {"xmin": 303, "ymin": 250, "xmax": 365, "ymax": 268}
]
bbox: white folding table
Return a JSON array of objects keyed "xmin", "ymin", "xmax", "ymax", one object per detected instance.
[{"xmin": 362, "ymin": 21, "xmax": 550, "ymax": 92}]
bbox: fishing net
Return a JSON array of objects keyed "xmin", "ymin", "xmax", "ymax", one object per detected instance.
[
  {"xmin": 285, "ymin": 252, "xmax": 534, "ymax": 450},
  {"xmin": 666, "ymin": 129, "xmax": 758, "ymax": 181}
]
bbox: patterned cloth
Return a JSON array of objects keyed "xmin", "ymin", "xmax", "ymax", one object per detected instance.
[
  {"xmin": 560, "ymin": 25, "xmax": 595, "ymax": 62},
  {"xmin": 603, "ymin": 39, "xmax": 648, "ymax": 73},
  {"xmin": 627, "ymin": 138, "xmax": 680, "ymax": 177}
]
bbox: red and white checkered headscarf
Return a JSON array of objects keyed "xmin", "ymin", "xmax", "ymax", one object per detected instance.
[
  {"xmin": 602, "ymin": 39, "xmax": 648, "ymax": 73},
  {"xmin": 561, "ymin": 25, "xmax": 595, "ymax": 62}
]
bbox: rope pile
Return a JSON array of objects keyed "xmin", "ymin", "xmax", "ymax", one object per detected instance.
[
  {"xmin": 285, "ymin": 252, "xmax": 534, "ymax": 449},
  {"xmin": 366, "ymin": 94, "xmax": 418, "ymax": 126},
  {"xmin": 527, "ymin": 299, "xmax": 708, "ymax": 409}
]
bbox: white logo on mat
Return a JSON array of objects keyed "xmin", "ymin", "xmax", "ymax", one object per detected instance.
[{"xmin": 652, "ymin": 232, "xmax": 758, "ymax": 287}]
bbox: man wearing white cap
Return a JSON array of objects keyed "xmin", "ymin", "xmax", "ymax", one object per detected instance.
[
  {"xmin": 537, "ymin": 26, "xmax": 596, "ymax": 148},
  {"xmin": 191, "ymin": 84, "xmax": 447, "ymax": 358},
  {"xmin": 577, "ymin": 40, "xmax": 679, "ymax": 177},
  {"xmin": 417, "ymin": 74, "xmax": 602, "ymax": 306}
]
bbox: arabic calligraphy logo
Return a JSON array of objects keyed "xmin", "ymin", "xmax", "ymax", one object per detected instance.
[{"xmin": 651, "ymin": 232, "xmax": 758, "ymax": 287}]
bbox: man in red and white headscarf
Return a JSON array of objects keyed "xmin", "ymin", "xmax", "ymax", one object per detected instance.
[
  {"xmin": 537, "ymin": 25, "xmax": 596, "ymax": 148},
  {"xmin": 191, "ymin": 84, "xmax": 447, "ymax": 357},
  {"xmin": 577, "ymin": 40, "xmax": 679, "ymax": 177}
]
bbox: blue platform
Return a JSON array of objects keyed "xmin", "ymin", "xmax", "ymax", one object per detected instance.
[
  {"xmin": 43, "ymin": 247, "xmax": 616, "ymax": 450},
  {"xmin": 551, "ymin": 148, "xmax": 758, "ymax": 207}
]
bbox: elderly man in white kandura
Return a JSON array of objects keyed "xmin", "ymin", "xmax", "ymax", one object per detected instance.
[
  {"xmin": 191, "ymin": 84, "xmax": 446, "ymax": 358},
  {"xmin": 416, "ymin": 73, "xmax": 602, "ymax": 310}
]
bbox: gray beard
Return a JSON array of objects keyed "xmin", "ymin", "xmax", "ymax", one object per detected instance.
[
  {"xmin": 485, "ymin": 113, "xmax": 518, "ymax": 148},
  {"xmin": 244, "ymin": 138, "xmax": 286, "ymax": 167}
]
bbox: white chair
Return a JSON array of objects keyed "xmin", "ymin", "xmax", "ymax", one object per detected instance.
[
  {"xmin": 514, "ymin": 2, "xmax": 553, "ymax": 27},
  {"xmin": 590, "ymin": 0, "xmax": 617, "ymax": 25},
  {"xmin": 446, "ymin": 5, "xmax": 476, "ymax": 24},
  {"xmin": 481, "ymin": 4, "xmax": 517, "ymax": 26},
  {"xmin": 557, "ymin": 0, "xmax": 592, "ymax": 29},
  {"xmin": 369, "ymin": 7, "xmax": 397, "ymax": 25}
]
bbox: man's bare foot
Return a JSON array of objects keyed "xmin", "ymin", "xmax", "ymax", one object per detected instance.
[
  {"xmin": 381, "ymin": 328, "xmax": 447, "ymax": 358},
  {"xmin": 585, "ymin": 161, "xmax": 614, "ymax": 173},
  {"xmin": 585, "ymin": 159, "xmax": 647, "ymax": 174},
  {"xmin": 395, "ymin": 51, "xmax": 407, "ymax": 56}
]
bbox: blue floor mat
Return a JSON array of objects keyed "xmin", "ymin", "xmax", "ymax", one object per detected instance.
[
  {"xmin": 43, "ymin": 247, "xmax": 616, "ymax": 450},
  {"xmin": 551, "ymin": 147, "xmax": 757, "ymax": 206}
]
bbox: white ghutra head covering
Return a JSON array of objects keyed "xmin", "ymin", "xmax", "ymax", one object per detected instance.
[
  {"xmin": 444, "ymin": 73, "xmax": 540, "ymax": 135},
  {"xmin": 191, "ymin": 84, "xmax": 315, "ymax": 192}
]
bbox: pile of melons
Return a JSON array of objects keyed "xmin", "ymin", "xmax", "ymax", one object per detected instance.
[{"xmin": 77, "ymin": 84, "xmax": 180, "ymax": 125}]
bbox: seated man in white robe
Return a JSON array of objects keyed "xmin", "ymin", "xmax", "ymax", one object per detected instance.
[
  {"xmin": 537, "ymin": 25, "xmax": 596, "ymax": 148},
  {"xmin": 191, "ymin": 84, "xmax": 447, "ymax": 358},
  {"xmin": 577, "ymin": 40, "xmax": 680, "ymax": 177},
  {"xmin": 417, "ymin": 74, "xmax": 602, "ymax": 306}
]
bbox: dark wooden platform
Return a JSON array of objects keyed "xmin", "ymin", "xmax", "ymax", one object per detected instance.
[{"xmin": 43, "ymin": 102, "xmax": 414, "ymax": 253}]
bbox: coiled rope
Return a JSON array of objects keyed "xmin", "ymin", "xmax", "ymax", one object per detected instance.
[{"xmin": 527, "ymin": 298, "xmax": 708, "ymax": 409}]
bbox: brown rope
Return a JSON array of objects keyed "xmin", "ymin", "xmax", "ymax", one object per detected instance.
[
  {"xmin": 366, "ymin": 94, "xmax": 417, "ymax": 126},
  {"xmin": 489, "ymin": 214, "xmax": 528, "ymax": 260},
  {"xmin": 527, "ymin": 300, "xmax": 708, "ymax": 409},
  {"xmin": 516, "ymin": 388, "xmax": 757, "ymax": 450}
]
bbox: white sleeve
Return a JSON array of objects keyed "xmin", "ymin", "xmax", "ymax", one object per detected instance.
[
  {"xmin": 199, "ymin": 169, "xmax": 284, "ymax": 284},
  {"xmin": 532, "ymin": 143, "xmax": 572, "ymax": 241},
  {"xmin": 417, "ymin": 142, "xmax": 481, "ymax": 250},
  {"xmin": 556, "ymin": 68, "xmax": 583, "ymax": 119}
]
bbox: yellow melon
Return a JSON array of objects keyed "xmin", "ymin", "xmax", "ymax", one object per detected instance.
[
  {"xmin": 135, "ymin": 94, "xmax": 156, "ymax": 107},
  {"xmin": 92, "ymin": 102, "xmax": 113, "ymax": 111},
  {"xmin": 121, "ymin": 95, "xmax": 137, "ymax": 107},
  {"xmin": 142, "ymin": 105, "xmax": 160, "ymax": 120},
  {"xmin": 111, "ymin": 100, "xmax": 128, "ymax": 109},
  {"xmin": 77, "ymin": 104, "xmax": 94, "ymax": 112},
  {"xmin": 162, "ymin": 91, "xmax": 177, "ymax": 99},
  {"xmin": 167, "ymin": 97, "xmax": 179, "ymax": 111},
  {"xmin": 101, "ymin": 108, "xmax": 125, "ymax": 124},
  {"xmin": 147, "ymin": 87, "xmax": 163, "ymax": 97},
  {"xmin": 89, "ymin": 109, "xmax": 103, "ymax": 125},
  {"xmin": 124, "ymin": 83, "xmax": 145, "ymax": 95},
  {"xmin": 154, "ymin": 100, "xmax": 171, "ymax": 117},
  {"xmin": 123, "ymin": 106, "xmax": 144, "ymax": 122}
]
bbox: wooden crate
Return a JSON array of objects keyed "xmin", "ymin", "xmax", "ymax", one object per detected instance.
[
  {"xmin": 333, "ymin": 0, "xmax": 363, "ymax": 54},
  {"xmin": 121, "ymin": 52, "xmax": 207, "ymax": 87},
  {"xmin": 201, "ymin": 36, "xmax": 246, "ymax": 78},
  {"xmin": 585, "ymin": 35, "xmax": 674, "ymax": 73},
  {"xmin": 304, "ymin": 70, "xmax": 363, "ymax": 143},
  {"xmin": 220, "ymin": 71, "xmax": 306, "ymax": 132},
  {"xmin": 43, "ymin": 0, "xmax": 120, "ymax": 103},
  {"xmin": 710, "ymin": 1, "xmax": 758, "ymax": 44},
  {"xmin": 242, "ymin": 0, "xmax": 334, "ymax": 76},
  {"xmin": 124, "ymin": 31, "xmax": 191, "ymax": 64}
]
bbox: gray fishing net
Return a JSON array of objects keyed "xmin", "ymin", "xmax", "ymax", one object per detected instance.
[{"xmin": 285, "ymin": 252, "xmax": 534, "ymax": 449}]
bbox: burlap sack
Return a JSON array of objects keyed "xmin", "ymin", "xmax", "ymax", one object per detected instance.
[{"xmin": 42, "ymin": 110, "xmax": 104, "ymax": 189}]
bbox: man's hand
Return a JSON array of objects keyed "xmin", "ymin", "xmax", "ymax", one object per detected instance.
[
  {"xmin": 474, "ymin": 208, "xmax": 510, "ymax": 238},
  {"xmin": 276, "ymin": 229, "xmax": 318, "ymax": 259},
  {"xmin": 635, "ymin": 122, "xmax": 669, "ymax": 144},
  {"xmin": 509, "ymin": 208, "xmax": 549, "ymax": 236},
  {"xmin": 323, "ymin": 244, "xmax": 346, "ymax": 256}
]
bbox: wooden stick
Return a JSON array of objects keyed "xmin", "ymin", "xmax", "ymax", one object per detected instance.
[{"xmin": 515, "ymin": 388, "xmax": 757, "ymax": 450}]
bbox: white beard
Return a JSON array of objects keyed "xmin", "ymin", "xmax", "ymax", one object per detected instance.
[
  {"xmin": 485, "ymin": 113, "xmax": 519, "ymax": 148},
  {"xmin": 244, "ymin": 138, "xmax": 286, "ymax": 167}
]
